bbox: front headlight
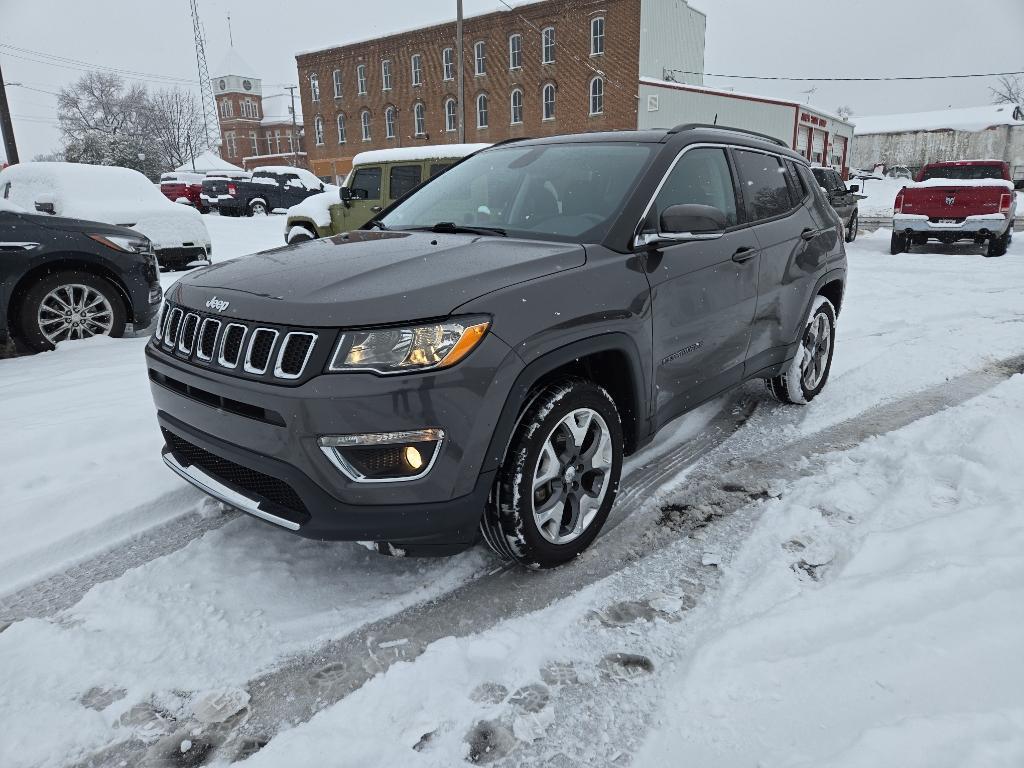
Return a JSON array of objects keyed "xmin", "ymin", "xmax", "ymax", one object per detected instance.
[
  {"xmin": 88, "ymin": 233, "xmax": 152, "ymax": 253},
  {"xmin": 327, "ymin": 317, "xmax": 490, "ymax": 374}
]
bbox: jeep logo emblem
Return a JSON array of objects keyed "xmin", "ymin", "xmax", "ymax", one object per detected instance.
[{"xmin": 206, "ymin": 296, "xmax": 230, "ymax": 312}]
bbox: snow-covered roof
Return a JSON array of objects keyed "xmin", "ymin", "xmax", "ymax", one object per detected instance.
[
  {"xmin": 639, "ymin": 77, "xmax": 852, "ymax": 126},
  {"xmin": 260, "ymin": 92, "xmax": 302, "ymax": 127},
  {"xmin": 174, "ymin": 151, "xmax": 244, "ymax": 174},
  {"xmin": 212, "ymin": 47, "xmax": 256, "ymax": 79},
  {"xmin": 854, "ymin": 104, "xmax": 1024, "ymax": 136},
  {"xmin": 352, "ymin": 143, "xmax": 491, "ymax": 167}
]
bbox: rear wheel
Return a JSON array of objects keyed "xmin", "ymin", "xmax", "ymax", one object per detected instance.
[
  {"xmin": 482, "ymin": 379, "xmax": 623, "ymax": 569},
  {"xmin": 17, "ymin": 271, "xmax": 127, "ymax": 353},
  {"xmin": 986, "ymin": 229, "xmax": 1010, "ymax": 258},
  {"xmin": 845, "ymin": 211, "xmax": 859, "ymax": 243},
  {"xmin": 890, "ymin": 231, "xmax": 908, "ymax": 255},
  {"xmin": 766, "ymin": 297, "xmax": 836, "ymax": 405}
]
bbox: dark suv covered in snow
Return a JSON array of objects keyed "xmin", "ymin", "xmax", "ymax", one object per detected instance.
[{"xmin": 146, "ymin": 125, "xmax": 847, "ymax": 567}]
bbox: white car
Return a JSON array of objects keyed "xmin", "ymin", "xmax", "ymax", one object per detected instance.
[{"xmin": 0, "ymin": 162, "xmax": 213, "ymax": 271}]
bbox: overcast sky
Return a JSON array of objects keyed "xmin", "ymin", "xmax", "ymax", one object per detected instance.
[{"xmin": 2, "ymin": 0, "xmax": 1022, "ymax": 162}]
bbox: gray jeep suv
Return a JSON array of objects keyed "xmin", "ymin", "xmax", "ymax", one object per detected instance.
[{"xmin": 146, "ymin": 125, "xmax": 847, "ymax": 568}]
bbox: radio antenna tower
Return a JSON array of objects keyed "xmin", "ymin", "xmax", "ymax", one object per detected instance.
[{"xmin": 189, "ymin": 0, "xmax": 221, "ymax": 152}]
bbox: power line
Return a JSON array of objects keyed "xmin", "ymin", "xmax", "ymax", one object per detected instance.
[
  {"xmin": 665, "ymin": 68, "xmax": 1024, "ymax": 83},
  {"xmin": 0, "ymin": 45, "xmax": 200, "ymax": 88}
]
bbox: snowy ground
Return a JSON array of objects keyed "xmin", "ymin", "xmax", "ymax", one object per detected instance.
[{"xmin": 0, "ymin": 222, "xmax": 1022, "ymax": 767}]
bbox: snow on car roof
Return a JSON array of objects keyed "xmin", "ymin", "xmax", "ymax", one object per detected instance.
[
  {"xmin": 909, "ymin": 178, "xmax": 1015, "ymax": 190},
  {"xmin": 351, "ymin": 144, "xmax": 491, "ymax": 167},
  {"xmin": 854, "ymin": 104, "xmax": 1024, "ymax": 136}
]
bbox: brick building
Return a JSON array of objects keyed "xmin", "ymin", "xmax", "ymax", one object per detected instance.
[
  {"xmin": 212, "ymin": 49, "xmax": 307, "ymax": 171},
  {"xmin": 296, "ymin": 0, "xmax": 706, "ymax": 181}
]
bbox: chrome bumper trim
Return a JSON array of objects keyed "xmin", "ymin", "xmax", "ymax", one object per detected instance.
[{"xmin": 162, "ymin": 452, "xmax": 301, "ymax": 531}]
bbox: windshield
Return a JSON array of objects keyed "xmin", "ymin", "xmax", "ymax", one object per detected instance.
[
  {"xmin": 379, "ymin": 142, "xmax": 656, "ymax": 242},
  {"xmin": 919, "ymin": 165, "xmax": 1003, "ymax": 182}
]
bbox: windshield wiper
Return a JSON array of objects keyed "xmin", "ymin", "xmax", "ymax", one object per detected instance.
[
  {"xmin": 416, "ymin": 222, "xmax": 507, "ymax": 237},
  {"xmin": 366, "ymin": 218, "xmax": 388, "ymax": 230}
]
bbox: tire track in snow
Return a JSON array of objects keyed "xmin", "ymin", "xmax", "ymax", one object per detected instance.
[{"xmin": 73, "ymin": 353, "xmax": 1024, "ymax": 767}]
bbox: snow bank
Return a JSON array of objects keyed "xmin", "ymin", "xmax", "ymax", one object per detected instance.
[
  {"xmin": 638, "ymin": 372, "xmax": 1024, "ymax": 766},
  {"xmin": 0, "ymin": 162, "xmax": 210, "ymax": 249},
  {"xmin": 854, "ymin": 103, "xmax": 1024, "ymax": 135},
  {"xmin": 285, "ymin": 186, "xmax": 339, "ymax": 227}
]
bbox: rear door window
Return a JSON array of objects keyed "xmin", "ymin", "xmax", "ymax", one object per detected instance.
[
  {"xmin": 785, "ymin": 160, "xmax": 808, "ymax": 202},
  {"xmin": 429, "ymin": 163, "xmax": 453, "ymax": 178},
  {"xmin": 388, "ymin": 165, "xmax": 423, "ymax": 201},
  {"xmin": 649, "ymin": 147, "xmax": 739, "ymax": 230},
  {"xmin": 350, "ymin": 167, "xmax": 382, "ymax": 200},
  {"xmin": 733, "ymin": 150, "xmax": 795, "ymax": 222}
]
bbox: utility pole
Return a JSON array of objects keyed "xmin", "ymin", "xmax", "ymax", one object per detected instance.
[
  {"xmin": 457, "ymin": 0, "xmax": 465, "ymax": 143},
  {"xmin": 0, "ymin": 61, "xmax": 20, "ymax": 165},
  {"xmin": 286, "ymin": 85, "xmax": 300, "ymax": 167}
]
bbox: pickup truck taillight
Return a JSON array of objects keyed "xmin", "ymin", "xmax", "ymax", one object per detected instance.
[
  {"xmin": 999, "ymin": 192, "xmax": 1012, "ymax": 214},
  {"xmin": 227, "ymin": 182, "xmax": 237, "ymax": 196},
  {"xmin": 894, "ymin": 191, "xmax": 905, "ymax": 214}
]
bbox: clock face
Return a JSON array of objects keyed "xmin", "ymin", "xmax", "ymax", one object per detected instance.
[
  {"xmin": 243, "ymin": 79, "xmax": 252, "ymax": 91},
  {"xmin": 219, "ymin": 79, "xmax": 226, "ymax": 91}
]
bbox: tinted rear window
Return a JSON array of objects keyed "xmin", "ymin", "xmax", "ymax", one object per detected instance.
[
  {"xmin": 389, "ymin": 165, "xmax": 423, "ymax": 200},
  {"xmin": 919, "ymin": 165, "xmax": 1004, "ymax": 181},
  {"xmin": 733, "ymin": 150, "xmax": 795, "ymax": 221}
]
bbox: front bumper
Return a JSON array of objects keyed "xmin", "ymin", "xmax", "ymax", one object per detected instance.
[
  {"xmin": 156, "ymin": 245, "xmax": 212, "ymax": 269},
  {"xmin": 146, "ymin": 331, "xmax": 523, "ymax": 548},
  {"xmin": 893, "ymin": 213, "xmax": 1011, "ymax": 236}
]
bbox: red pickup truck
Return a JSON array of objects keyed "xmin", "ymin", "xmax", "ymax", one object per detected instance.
[
  {"xmin": 891, "ymin": 160, "xmax": 1017, "ymax": 257},
  {"xmin": 159, "ymin": 172, "xmax": 208, "ymax": 214}
]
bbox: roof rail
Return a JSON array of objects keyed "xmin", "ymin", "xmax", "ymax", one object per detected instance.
[{"xmin": 666, "ymin": 123, "xmax": 788, "ymax": 148}]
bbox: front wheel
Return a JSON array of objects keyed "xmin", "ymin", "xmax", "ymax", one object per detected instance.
[
  {"xmin": 766, "ymin": 297, "xmax": 836, "ymax": 405},
  {"xmin": 482, "ymin": 379, "xmax": 623, "ymax": 568},
  {"xmin": 890, "ymin": 231, "xmax": 908, "ymax": 255},
  {"xmin": 17, "ymin": 271, "xmax": 127, "ymax": 353},
  {"xmin": 845, "ymin": 211, "xmax": 859, "ymax": 243},
  {"xmin": 248, "ymin": 199, "xmax": 268, "ymax": 217}
]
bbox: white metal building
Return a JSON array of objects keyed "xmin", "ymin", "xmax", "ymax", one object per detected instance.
[
  {"xmin": 851, "ymin": 104, "xmax": 1024, "ymax": 185},
  {"xmin": 636, "ymin": 78, "xmax": 856, "ymax": 177}
]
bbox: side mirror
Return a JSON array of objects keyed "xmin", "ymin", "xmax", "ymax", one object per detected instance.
[
  {"xmin": 339, "ymin": 186, "xmax": 352, "ymax": 208},
  {"xmin": 848, "ymin": 184, "xmax": 860, "ymax": 193},
  {"xmin": 319, "ymin": 183, "xmax": 325, "ymax": 192},
  {"xmin": 35, "ymin": 193, "xmax": 56, "ymax": 215},
  {"xmin": 661, "ymin": 204, "xmax": 727, "ymax": 235}
]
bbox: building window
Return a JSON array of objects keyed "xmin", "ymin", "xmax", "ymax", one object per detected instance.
[
  {"xmin": 314, "ymin": 116, "xmax": 324, "ymax": 146},
  {"xmin": 385, "ymin": 106, "xmax": 396, "ymax": 139},
  {"xmin": 381, "ymin": 60, "xmax": 392, "ymax": 91},
  {"xmin": 443, "ymin": 47, "xmax": 454, "ymax": 81},
  {"xmin": 220, "ymin": 99, "xmax": 233, "ymax": 118},
  {"xmin": 249, "ymin": 131, "xmax": 258, "ymax": 154},
  {"xmin": 542, "ymin": 27, "xmax": 555, "ymax": 64},
  {"xmin": 226, "ymin": 131, "xmax": 237, "ymax": 157},
  {"xmin": 357, "ymin": 64, "xmax": 367, "ymax": 95},
  {"xmin": 476, "ymin": 93, "xmax": 489, "ymax": 128},
  {"xmin": 361, "ymin": 109, "xmax": 371, "ymax": 141},
  {"xmin": 542, "ymin": 83, "xmax": 555, "ymax": 120},
  {"xmin": 510, "ymin": 88, "xmax": 523, "ymax": 125},
  {"xmin": 591, "ymin": 17, "xmax": 605, "ymax": 55},
  {"xmin": 310, "ymin": 74, "xmax": 320, "ymax": 102},
  {"xmin": 288, "ymin": 132, "xmax": 295, "ymax": 152},
  {"xmin": 474, "ymin": 41, "xmax": 486, "ymax": 76},
  {"xmin": 265, "ymin": 131, "xmax": 273, "ymax": 154},
  {"xmin": 274, "ymin": 130, "xmax": 282, "ymax": 153},
  {"xmin": 445, "ymin": 98, "xmax": 457, "ymax": 132},
  {"xmin": 337, "ymin": 113, "xmax": 347, "ymax": 144},
  {"xmin": 414, "ymin": 102, "xmax": 426, "ymax": 136},
  {"xmin": 589, "ymin": 76, "xmax": 604, "ymax": 115},
  {"xmin": 411, "ymin": 54, "xmax": 423, "ymax": 87},
  {"xmin": 333, "ymin": 69, "xmax": 343, "ymax": 98},
  {"xmin": 509, "ymin": 34, "xmax": 522, "ymax": 70}
]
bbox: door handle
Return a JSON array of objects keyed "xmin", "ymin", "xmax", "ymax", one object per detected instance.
[
  {"xmin": 731, "ymin": 247, "xmax": 758, "ymax": 263},
  {"xmin": 370, "ymin": 205, "xmax": 383, "ymax": 212},
  {"xmin": 801, "ymin": 228, "xmax": 821, "ymax": 241}
]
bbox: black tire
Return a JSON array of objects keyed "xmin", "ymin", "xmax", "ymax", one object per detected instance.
[
  {"xmin": 248, "ymin": 199, "xmax": 268, "ymax": 217},
  {"xmin": 17, "ymin": 270, "xmax": 127, "ymax": 353},
  {"xmin": 766, "ymin": 297, "xmax": 836, "ymax": 405},
  {"xmin": 845, "ymin": 211, "xmax": 858, "ymax": 243},
  {"xmin": 986, "ymin": 230, "xmax": 1010, "ymax": 258},
  {"xmin": 481, "ymin": 379, "xmax": 624, "ymax": 569},
  {"xmin": 890, "ymin": 231, "xmax": 908, "ymax": 255},
  {"xmin": 287, "ymin": 228, "xmax": 315, "ymax": 244}
]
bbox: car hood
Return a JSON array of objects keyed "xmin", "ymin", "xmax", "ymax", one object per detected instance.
[
  {"xmin": 170, "ymin": 230, "xmax": 586, "ymax": 327},
  {"xmin": 29, "ymin": 213, "xmax": 144, "ymax": 239}
]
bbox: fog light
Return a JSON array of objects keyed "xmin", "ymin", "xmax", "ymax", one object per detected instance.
[{"xmin": 318, "ymin": 429, "xmax": 444, "ymax": 483}]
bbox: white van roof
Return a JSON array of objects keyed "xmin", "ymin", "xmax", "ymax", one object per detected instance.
[{"xmin": 351, "ymin": 143, "xmax": 491, "ymax": 167}]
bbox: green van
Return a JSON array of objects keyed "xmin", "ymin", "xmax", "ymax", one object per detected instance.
[{"xmin": 284, "ymin": 144, "xmax": 490, "ymax": 244}]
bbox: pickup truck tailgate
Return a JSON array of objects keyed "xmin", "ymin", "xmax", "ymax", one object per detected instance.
[{"xmin": 901, "ymin": 185, "xmax": 1004, "ymax": 219}]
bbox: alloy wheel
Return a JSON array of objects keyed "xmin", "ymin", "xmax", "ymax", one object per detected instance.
[
  {"xmin": 800, "ymin": 311, "xmax": 832, "ymax": 391},
  {"xmin": 531, "ymin": 408, "xmax": 613, "ymax": 545},
  {"xmin": 37, "ymin": 284, "xmax": 114, "ymax": 344}
]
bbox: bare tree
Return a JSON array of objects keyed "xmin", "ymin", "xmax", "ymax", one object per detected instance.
[
  {"xmin": 990, "ymin": 75, "xmax": 1023, "ymax": 105},
  {"xmin": 836, "ymin": 105, "xmax": 854, "ymax": 120},
  {"xmin": 150, "ymin": 88, "xmax": 206, "ymax": 171}
]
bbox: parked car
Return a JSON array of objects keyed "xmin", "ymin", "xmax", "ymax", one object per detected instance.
[
  {"xmin": 147, "ymin": 125, "xmax": 847, "ymax": 567},
  {"xmin": 811, "ymin": 166, "xmax": 863, "ymax": 243},
  {"xmin": 891, "ymin": 159, "xmax": 1017, "ymax": 256},
  {"xmin": 0, "ymin": 197, "xmax": 162, "ymax": 352},
  {"xmin": 199, "ymin": 171, "xmax": 251, "ymax": 214},
  {"xmin": 216, "ymin": 166, "xmax": 324, "ymax": 217},
  {"xmin": 284, "ymin": 144, "xmax": 491, "ymax": 244},
  {"xmin": 0, "ymin": 162, "xmax": 212, "ymax": 271},
  {"xmin": 159, "ymin": 171, "xmax": 207, "ymax": 213}
]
